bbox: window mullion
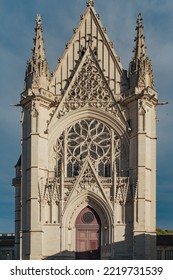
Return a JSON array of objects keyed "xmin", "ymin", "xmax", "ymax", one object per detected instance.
[
  {"xmin": 111, "ymin": 129, "xmax": 114, "ymax": 177},
  {"xmin": 64, "ymin": 129, "xmax": 67, "ymax": 177}
]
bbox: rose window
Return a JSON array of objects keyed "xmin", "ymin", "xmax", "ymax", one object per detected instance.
[{"xmin": 54, "ymin": 119, "xmax": 121, "ymax": 178}]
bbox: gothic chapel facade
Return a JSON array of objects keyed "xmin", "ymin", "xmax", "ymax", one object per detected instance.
[{"xmin": 13, "ymin": 1, "xmax": 158, "ymax": 259}]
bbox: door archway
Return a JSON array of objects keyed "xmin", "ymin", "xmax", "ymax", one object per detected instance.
[{"xmin": 76, "ymin": 206, "xmax": 101, "ymax": 259}]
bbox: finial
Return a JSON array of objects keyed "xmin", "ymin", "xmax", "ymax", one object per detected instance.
[
  {"xmin": 138, "ymin": 13, "xmax": 143, "ymax": 20},
  {"xmin": 137, "ymin": 13, "xmax": 142, "ymax": 20},
  {"xmin": 36, "ymin": 14, "xmax": 42, "ymax": 26},
  {"xmin": 87, "ymin": 0, "xmax": 94, "ymax": 7}
]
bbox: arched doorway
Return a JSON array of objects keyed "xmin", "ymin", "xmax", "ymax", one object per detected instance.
[{"xmin": 76, "ymin": 207, "xmax": 101, "ymax": 259}]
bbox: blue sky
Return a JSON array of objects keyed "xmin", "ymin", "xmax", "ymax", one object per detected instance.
[{"xmin": 0, "ymin": 0, "xmax": 173, "ymax": 232}]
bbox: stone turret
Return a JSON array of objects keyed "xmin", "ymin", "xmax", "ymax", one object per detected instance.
[{"xmin": 129, "ymin": 13, "xmax": 155, "ymax": 92}]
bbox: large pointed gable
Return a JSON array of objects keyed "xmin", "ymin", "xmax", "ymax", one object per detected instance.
[
  {"xmin": 48, "ymin": 3, "xmax": 124, "ymax": 99},
  {"xmin": 48, "ymin": 47, "xmax": 128, "ymax": 128}
]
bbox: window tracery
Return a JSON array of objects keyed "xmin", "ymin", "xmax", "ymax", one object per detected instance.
[
  {"xmin": 53, "ymin": 119, "xmax": 122, "ymax": 178},
  {"xmin": 56, "ymin": 54, "xmax": 121, "ymax": 120}
]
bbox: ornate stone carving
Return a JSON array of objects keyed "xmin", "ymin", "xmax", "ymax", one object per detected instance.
[
  {"xmin": 53, "ymin": 134, "xmax": 64, "ymax": 159},
  {"xmin": 67, "ymin": 119, "xmax": 111, "ymax": 165},
  {"xmin": 53, "ymin": 119, "xmax": 121, "ymax": 178},
  {"xmin": 43, "ymin": 179, "xmax": 60, "ymax": 205},
  {"xmin": 57, "ymin": 54, "xmax": 121, "ymax": 119},
  {"xmin": 138, "ymin": 57, "xmax": 155, "ymax": 89},
  {"xmin": 138, "ymin": 100, "xmax": 146, "ymax": 115},
  {"xmin": 75, "ymin": 165, "xmax": 101, "ymax": 194},
  {"xmin": 31, "ymin": 102, "xmax": 39, "ymax": 117},
  {"xmin": 116, "ymin": 177, "xmax": 130, "ymax": 204}
]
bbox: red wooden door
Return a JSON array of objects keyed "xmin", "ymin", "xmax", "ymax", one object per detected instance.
[{"xmin": 76, "ymin": 207, "xmax": 101, "ymax": 259}]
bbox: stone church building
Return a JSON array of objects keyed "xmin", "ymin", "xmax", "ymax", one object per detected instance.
[{"xmin": 13, "ymin": 1, "xmax": 158, "ymax": 259}]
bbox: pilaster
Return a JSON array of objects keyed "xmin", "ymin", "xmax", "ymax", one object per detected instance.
[{"xmin": 125, "ymin": 87, "xmax": 157, "ymax": 259}]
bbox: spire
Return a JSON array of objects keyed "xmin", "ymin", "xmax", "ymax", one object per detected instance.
[
  {"xmin": 133, "ymin": 13, "xmax": 147, "ymax": 62},
  {"xmin": 33, "ymin": 14, "xmax": 46, "ymax": 61},
  {"xmin": 24, "ymin": 14, "xmax": 50, "ymax": 91},
  {"xmin": 129, "ymin": 13, "xmax": 155, "ymax": 91}
]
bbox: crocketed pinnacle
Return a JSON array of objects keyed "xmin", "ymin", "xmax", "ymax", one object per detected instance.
[
  {"xmin": 32, "ymin": 14, "xmax": 46, "ymax": 62},
  {"xmin": 24, "ymin": 14, "xmax": 50, "ymax": 90},
  {"xmin": 129, "ymin": 13, "xmax": 155, "ymax": 91},
  {"xmin": 133, "ymin": 13, "xmax": 147, "ymax": 62}
]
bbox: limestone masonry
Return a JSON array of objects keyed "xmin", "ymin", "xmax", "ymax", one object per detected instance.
[{"xmin": 13, "ymin": 1, "xmax": 158, "ymax": 259}]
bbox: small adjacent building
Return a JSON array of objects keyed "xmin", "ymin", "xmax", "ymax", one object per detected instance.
[
  {"xmin": 0, "ymin": 234, "xmax": 15, "ymax": 260},
  {"xmin": 157, "ymin": 235, "xmax": 173, "ymax": 260}
]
